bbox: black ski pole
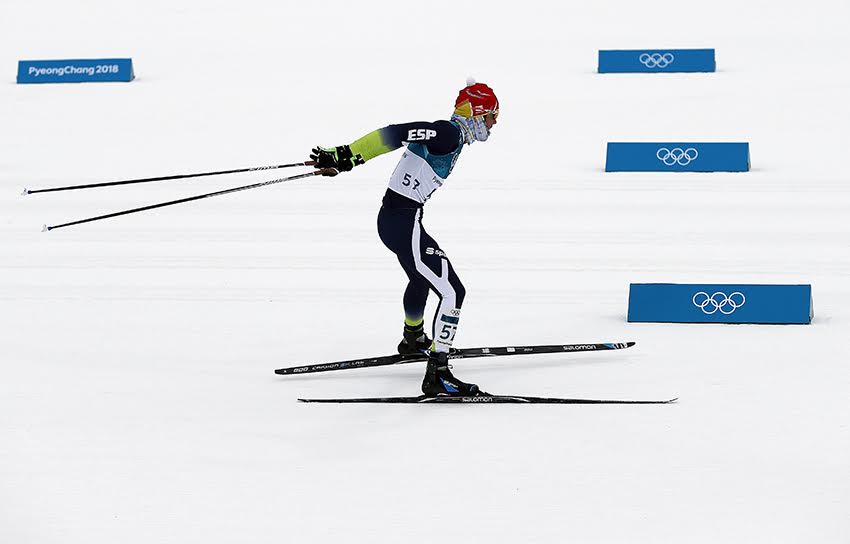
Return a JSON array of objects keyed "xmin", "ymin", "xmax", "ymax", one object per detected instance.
[
  {"xmin": 24, "ymin": 161, "xmax": 315, "ymax": 195},
  {"xmin": 43, "ymin": 168, "xmax": 336, "ymax": 231}
]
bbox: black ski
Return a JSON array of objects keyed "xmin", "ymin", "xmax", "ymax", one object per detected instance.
[
  {"xmin": 298, "ymin": 394, "xmax": 677, "ymax": 404},
  {"xmin": 275, "ymin": 342, "xmax": 635, "ymax": 376}
]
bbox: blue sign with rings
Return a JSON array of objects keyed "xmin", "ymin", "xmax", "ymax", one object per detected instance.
[
  {"xmin": 606, "ymin": 142, "xmax": 750, "ymax": 172},
  {"xmin": 627, "ymin": 284, "xmax": 813, "ymax": 324},
  {"xmin": 17, "ymin": 58, "xmax": 134, "ymax": 84},
  {"xmin": 598, "ymin": 49, "xmax": 715, "ymax": 73}
]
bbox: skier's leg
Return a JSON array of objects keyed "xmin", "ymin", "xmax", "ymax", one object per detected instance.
[
  {"xmin": 408, "ymin": 210, "xmax": 466, "ymax": 353},
  {"xmin": 378, "ymin": 205, "xmax": 433, "ymax": 354},
  {"xmin": 407, "ymin": 210, "xmax": 478, "ymax": 396}
]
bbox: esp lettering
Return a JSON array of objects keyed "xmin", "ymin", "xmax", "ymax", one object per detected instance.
[{"xmin": 407, "ymin": 128, "xmax": 437, "ymax": 141}]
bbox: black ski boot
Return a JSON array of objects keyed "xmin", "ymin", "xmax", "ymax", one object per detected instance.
[
  {"xmin": 397, "ymin": 323, "xmax": 432, "ymax": 355},
  {"xmin": 421, "ymin": 351, "xmax": 480, "ymax": 397}
]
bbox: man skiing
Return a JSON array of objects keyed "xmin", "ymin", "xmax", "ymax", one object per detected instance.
[{"xmin": 309, "ymin": 79, "xmax": 499, "ymax": 397}]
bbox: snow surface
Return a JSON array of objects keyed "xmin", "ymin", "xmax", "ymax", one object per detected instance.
[{"xmin": 2, "ymin": 1, "xmax": 849, "ymax": 542}]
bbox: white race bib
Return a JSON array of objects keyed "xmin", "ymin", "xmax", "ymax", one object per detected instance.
[{"xmin": 387, "ymin": 150, "xmax": 444, "ymax": 204}]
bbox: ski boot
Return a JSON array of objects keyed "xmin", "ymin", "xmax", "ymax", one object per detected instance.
[
  {"xmin": 421, "ymin": 351, "xmax": 480, "ymax": 397},
  {"xmin": 397, "ymin": 323, "xmax": 432, "ymax": 355}
]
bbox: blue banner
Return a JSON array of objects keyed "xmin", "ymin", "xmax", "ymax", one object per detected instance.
[
  {"xmin": 17, "ymin": 58, "xmax": 134, "ymax": 84},
  {"xmin": 628, "ymin": 284, "xmax": 813, "ymax": 324},
  {"xmin": 606, "ymin": 142, "xmax": 750, "ymax": 172},
  {"xmin": 598, "ymin": 49, "xmax": 715, "ymax": 73}
]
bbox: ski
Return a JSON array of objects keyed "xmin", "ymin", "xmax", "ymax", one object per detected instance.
[
  {"xmin": 275, "ymin": 342, "xmax": 635, "ymax": 376},
  {"xmin": 298, "ymin": 394, "xmax": 677, "ymax": 404}
]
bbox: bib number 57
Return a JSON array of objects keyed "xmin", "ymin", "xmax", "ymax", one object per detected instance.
[
  {"xmin": 402, "ymin": 173, "xmax": 420, "ymax": 190},
  {"xmin": 439, "ymin": 323, "xmax": 457, "ymax": 342}
]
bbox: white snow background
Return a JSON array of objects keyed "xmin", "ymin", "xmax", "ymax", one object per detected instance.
[{"xmin": 1, "ymin": 1, "xmax": 849, "ymax": 542}]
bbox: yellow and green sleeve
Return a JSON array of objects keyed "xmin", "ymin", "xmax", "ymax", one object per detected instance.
[{"xmin": 348, "ymin": 126, "xmax": 404, "ymax": 163}]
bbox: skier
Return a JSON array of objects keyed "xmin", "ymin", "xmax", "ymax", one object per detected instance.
[{"xmin": 310, "ymin": 79, "xmax": 499, "ymax": 397}]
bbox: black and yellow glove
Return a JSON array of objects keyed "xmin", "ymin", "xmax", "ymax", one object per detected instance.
[{"xmin": 309, "ymin": 145, "xmax": 365, "ymax": 176}]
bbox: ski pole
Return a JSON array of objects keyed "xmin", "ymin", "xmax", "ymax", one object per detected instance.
[
  {"xmin": 24, "ymin": 161, "xmax": 315, "ymax": 195},
  {"xmin": 43, "ymin": 168, "xmax": 337, "ymax": 232}
]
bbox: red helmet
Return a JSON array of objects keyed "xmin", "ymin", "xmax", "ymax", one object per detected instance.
[{"xmin": 454, "ymin": 79, "xmax": 499, "ymax": 118}]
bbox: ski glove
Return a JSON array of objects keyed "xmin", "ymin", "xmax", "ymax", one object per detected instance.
[{"xmin": 310, "ymin": 145, "xmax": 365, "ymax": 176}]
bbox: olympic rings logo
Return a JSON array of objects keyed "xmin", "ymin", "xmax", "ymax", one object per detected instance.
[
  {"xmin": 639, "ymin": 53, "xmax": 675, "ymax": 68},
  {"xmin": 692, "ymin": 291, "xmax": 746, "ymax": 315},
  {"xmin": 657, "ymin": 147, "xmax": 698, "ymax": 166}
]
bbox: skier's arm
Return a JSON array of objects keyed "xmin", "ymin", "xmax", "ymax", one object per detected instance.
[
  {"xmin": 311, "ymin": 121, "xmax": 460, "ymax": 173},
  {"xmin": 352, "ymin": 121, "xmax": 461, "ymax": 159}
]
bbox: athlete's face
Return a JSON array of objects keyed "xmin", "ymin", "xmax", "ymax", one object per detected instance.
[{"xmin": 484, "ymin": 112, "xmax": 498, "ymax": 130}]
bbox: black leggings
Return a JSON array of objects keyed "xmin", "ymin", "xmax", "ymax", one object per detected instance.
[{"xmin": 377, "ymin": 205, "xmax": 466, "ymax": 352}]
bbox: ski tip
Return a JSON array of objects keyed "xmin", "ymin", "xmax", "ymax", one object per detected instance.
[
  {"xmin": 602, "ymin": 341, "xmax": 636, "ymax": 349},
  {"xmin": 42, "ymin": 224, "xmax": 50, "ymax": 233},
  {"xmin": 22, "ymin": 188, "xmax": 30, "ymax": 196}
]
